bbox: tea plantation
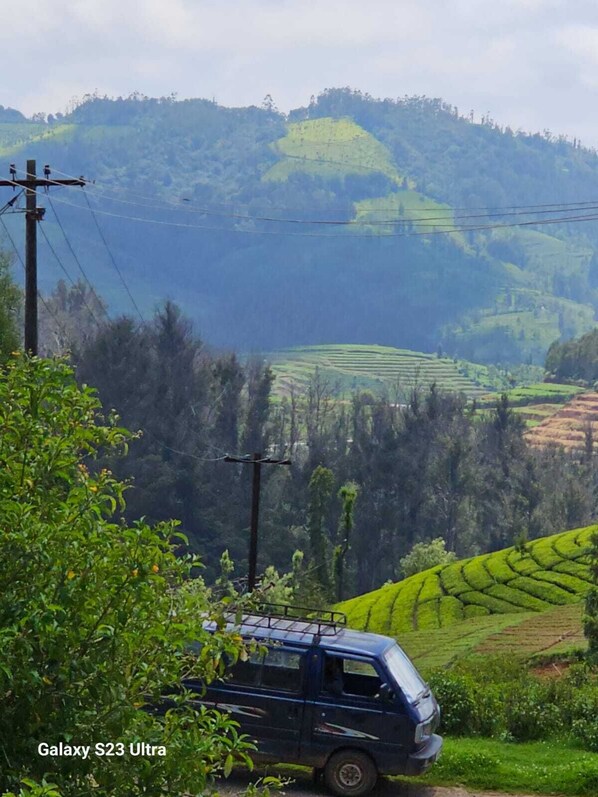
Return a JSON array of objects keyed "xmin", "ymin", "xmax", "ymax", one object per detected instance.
[
  {"xmin": 269, "ymin": 344, "xmax": 492, "ymax": 398},
  {"xmin": 338, "ymin": 525, "xmax": 594, "ymax": 668}
]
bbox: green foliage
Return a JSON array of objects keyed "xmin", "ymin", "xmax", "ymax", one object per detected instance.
[
  {"xmin": 414, "ymin": 736, "xmax": 598, "ymax": 796},
  {"xmin": 0, "ymin": 355, "xmax": 258, "ymax": 797},
  {"xmin": 306, "ymin": 465, "xmax": 335, "ymax": 593},
  {"xmin": 429, "ymin": 655, "xmax": 597, "ymax": 746},
  {"xmin": 333, "ymin": 481, "xmax": 358, "ymax": 601},
  {"xmin": 8, "ymin": 91, "xmax": 598, "ymax": 363},
  {"xmin": 0, "ymin": 250, "xmax": 20, "ymax": 361},
  {"xmin": 584, "ymin": 528, "xmax": 598, "ymax": 658},
  {"xmin": 270, "ymin": 344, "xmax": 492, "ymax": 399},
  {"xmin": 427, "ymin": 672, "xmax": 477, "ymax": 735},
  {"xmin": 546, "ymin": 328, "xmax": 598, "ymax": 383},
  {"xmin": 339, "ymin": 526, "xmax": 595, "ymax": 641},
  {"xmin": 400, "ymin": 538, "xmax": 457, "ymax": 578}
]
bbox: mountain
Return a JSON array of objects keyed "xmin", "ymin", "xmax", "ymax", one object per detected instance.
[{"xmin": 2, "ymin": 89, "xmax": 598, "ymax": 363}]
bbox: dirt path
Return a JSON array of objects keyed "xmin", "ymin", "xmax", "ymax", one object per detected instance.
[{"xmin": 215, "ymin": 769, "xmax": 541, "ymax": 797}]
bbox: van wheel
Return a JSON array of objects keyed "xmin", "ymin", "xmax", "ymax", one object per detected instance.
[{"xmin": 324, "ymin": 750, "xmax": 378, "ymax": 796}]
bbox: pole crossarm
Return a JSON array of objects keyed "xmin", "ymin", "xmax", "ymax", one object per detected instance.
[
  {"xmin": 0, "ymin": 161, "xmax": 87, "ymax": 355},
  {"xmin": 224, "ymin": 454, "xmax": 291, "ymax": 465},
  {"xmin": 0, "ymin": 179, "xmax": 86, "ymax": 188}
]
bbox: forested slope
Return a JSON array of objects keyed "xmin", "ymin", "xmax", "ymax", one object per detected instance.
[{"xmin": 2, "ymin": 89, "xmax": 598, "ymax": 362}]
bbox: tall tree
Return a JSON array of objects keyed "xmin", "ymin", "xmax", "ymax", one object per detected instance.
[
  {"xmin": 307, "ymin": 465, "xmax": 335, "ymax": 594},
  {"xmin": 0, "ymin": 250, "xmax": 20, "ymax": 361},
  {"xmin": 334, "ymin": 481, "xmax": 359, "ymax": 601}
]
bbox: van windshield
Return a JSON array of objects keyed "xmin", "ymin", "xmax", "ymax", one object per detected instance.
[{"xmin": 384, "ymin": 644, "xmax": 428, "ymax": 704}]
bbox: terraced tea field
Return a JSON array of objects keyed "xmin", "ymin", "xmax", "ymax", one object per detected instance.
[
  {"xmin": 525, "ymin": 392, "xmax": 598, "ymax": 450},
  {"xmin": 477, "ymin": 383, "xmax": 585, "ymax": 428},
  {"xmin": 338, "ymin": 526, "xmax": 594, "ymax": 668},
  {"xmin": 269, "ymin": 345, "xmax": 491, "ymax": 398},
  {"xmin": 477, "ymin": 383, "xmax": 584, "ymax": 408}
]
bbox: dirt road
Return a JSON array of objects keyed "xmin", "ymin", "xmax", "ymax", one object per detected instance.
[{"xmin": 215, "ymin": 768, "xmax": 541, "ymax": 797}]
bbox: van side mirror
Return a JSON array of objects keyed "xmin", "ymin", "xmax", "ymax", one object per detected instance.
[{"xmin": 378, "ymin": 683, "xmax": 394, "ymax": 701}]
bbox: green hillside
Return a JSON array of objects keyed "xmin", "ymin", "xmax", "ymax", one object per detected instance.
[
  {"xmin": 338, "ymin": 525, "xmax": 594, "ymax": 653},
  {"xmin": 3, "ymin": 89, "xmax": 598, "ymax": 360},
  {"xmin": 269, "ymin": 344, "xmax": 495, "ymax": 398},
  {"xmin": 264, "ymin": 117, "xmax": 402, "ymax": 182}
]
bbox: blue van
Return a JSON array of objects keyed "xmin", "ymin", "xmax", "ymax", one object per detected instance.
[{"xmin": 189, "ymin": 607, "xmax": 442, "ymax": 796}]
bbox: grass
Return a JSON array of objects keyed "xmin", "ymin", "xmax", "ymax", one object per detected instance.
[
  {"xmin": 257, "ymin": 737, "xmax": 598, "ymax": 796},
  {"xmin": 269, "ymin": 344, "xmax": 494, "ymax": 399},
  {"xmin": 338, "ymin": 525, "xmax": 594, "ymax": 669},
  {"xmin": 398, "ymin": 736, "xmax": 598, "ymax": 796},
  {"xmin": 0, "ymin": 123, "xmax": 76, "ymax": 157},
  {"xmin": 264, "ymin": 117, "xmax": 402, "ymax": 183},
  {"xmin": 353, "ymin": 189, "xmax": 466, "ymax": 244}
]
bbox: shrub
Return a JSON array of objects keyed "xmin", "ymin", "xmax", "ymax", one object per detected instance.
[
  {"xmin": 0, "ymin": 357, "xmax": 257, "ymax": 797},
  {"xmin": 399, "ymin": 538, "xmax": 456, "ymax": 578},
  {"xmin": 428, "ymin": 672, "xmax": 476, "ymax": 735},
  {"xmin": 505, "ymin": 682, "xmax": 561, "ymax": 741}
]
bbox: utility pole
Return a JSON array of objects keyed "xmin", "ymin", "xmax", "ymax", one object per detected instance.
[
  {"xmin": 224, "ymin": 452, "xmax": 291, "ymax": 591},
  {"xmin": 0, "ymin": 161, "xmax": 85, "ymax": 354}
]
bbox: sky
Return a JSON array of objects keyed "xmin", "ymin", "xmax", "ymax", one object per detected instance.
[{"xmin": 5, "ymin": 0, "xmax": 598, "ymax": 146}]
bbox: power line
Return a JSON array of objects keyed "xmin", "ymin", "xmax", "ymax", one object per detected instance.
[
  {"xmin": 40, "ymin": 188, "xmax": 598, "ymax": 240},
  {"xmin": 47, "ymin": 196, "xmax": 107, "ymax": 312},
  {"xmin": 47, "ymin": 167, "xmax": 598, "ymax": 226},
  {"xmin": 82, "ymin": 189, "xmax": 144, "ymax": 322},
  {"xmin": 38, "ymin": 223, "xmax": 104, "ymax": 329},
  {"xmin": 0, "ymin": 215, "xmax": 71, "ymax": 344}
]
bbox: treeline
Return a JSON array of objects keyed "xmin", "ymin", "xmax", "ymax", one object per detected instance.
[
  {"xmin": 546, "ymin": 327, "xmax": 598, "ymax": 383},
  {"xmin": 67, "ymin": 300, "xmax": 598, "ymax": 598}
]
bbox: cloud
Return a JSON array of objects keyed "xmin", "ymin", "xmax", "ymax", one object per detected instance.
[{"xmin": 1, "ymin": 0, "xmax": 598, "ymax": 146}]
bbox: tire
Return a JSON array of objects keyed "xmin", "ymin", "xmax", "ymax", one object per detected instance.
[{"xmin": 324, "ymin": 749, "xmax": 378, "ymax": 797}]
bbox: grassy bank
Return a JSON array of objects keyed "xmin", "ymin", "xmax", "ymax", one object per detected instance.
[{"xmin": 399, "ymin": 736, "xmax": 598, "ymax": 795}]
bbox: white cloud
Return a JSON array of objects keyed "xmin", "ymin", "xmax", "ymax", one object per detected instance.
[{"xmin": 0, "ymin": 0, "xmax": 597, "ymax": 146}]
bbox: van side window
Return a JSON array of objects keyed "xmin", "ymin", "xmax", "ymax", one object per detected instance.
[
  {"xmin": 228, "ymin": 650, "xmax": 262, "ymax": 686},
  {"xmin": 228, "ymin": 648, "xmax": 304, "ymax": 692},
  {"xmin": 322, "ymin": 655, "xmax": 382, "ymax": 698},
  {"xmin": 262, "ymin": 649, "xmax": 303, "ymax": 691}
]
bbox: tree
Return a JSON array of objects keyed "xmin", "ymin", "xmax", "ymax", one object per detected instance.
[
  {"xmin": 307, "ymin": 465, "xmax": 335, "ymax": 593},
  {"xmin": 0, "ymin": 355, "xmax": 259, "ymax": 797},
  {"xmin": 400, "ymin": 538, "xmax": 457, "ymax": 578},
  {"xmin": 38, "ymin": 279, "xmax": 107, "ymax": 356},
  {"xmin": 0, "ymin": 250, "xmax": 20, "ymax": 361},
  {"xmin": 584, "ymin": 529, "xmax": 598, "ymax": 659},
  {"xmin": 334, "ymin": 482, "xmax": 359, "ymax": 601}
]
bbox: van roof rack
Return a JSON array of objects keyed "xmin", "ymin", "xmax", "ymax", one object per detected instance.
[{"xmin": 230, "ymin": 603, "xmax": 347, "ymax": 641}]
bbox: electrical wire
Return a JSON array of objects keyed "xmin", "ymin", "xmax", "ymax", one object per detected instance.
[
  {"xmin": 82, "ymin": 189, "xmax": 144, "ymax": 322},
  {"xmin": 47, "ymin": 167, "xmax": 598, "ymax": 226},
  {"xmin": 141, "ymin": 428, "xmax": 229, "ymax": 462},
  {"xmin": 39, "ymin": 188, "xmax": 598, "ymax": 240},
  {"xmin": 0, "ymin": 215, "xmax": 71, "ymax": 343},
  {"xmin": 47, "ymin": 196, "xmax": 108, "ymax": 313},
  {"xmin": 38, "ymin": 223, "xmax": 104, "ymax": 328}
]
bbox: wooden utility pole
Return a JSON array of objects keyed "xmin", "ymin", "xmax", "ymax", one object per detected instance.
[
  {"xmin": 224, "ymin": 452, "xmax": 291, "ymax": 590},
  {"xmin": 0, "ymin": 161, "xmax": 86, "ymax": 354}
]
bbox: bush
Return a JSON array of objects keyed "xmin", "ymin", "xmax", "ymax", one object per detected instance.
[
  {"xmin": 505, "ymin": 683, "xmax": 561, "ymax": 741},
  {"xmin": 400, "ymin": 538, "xmax": 457, "ymax": 578},
  {"xmin": 571, "ymin": 687, "xmax": 598, "ymax": 752},
  {"xmin": 0, "ymin": 357, "xmax": 258, "ymax": 797},
  {"xmin": 428, "ymin": 672, "xmax": 477, "ymax": 735}
]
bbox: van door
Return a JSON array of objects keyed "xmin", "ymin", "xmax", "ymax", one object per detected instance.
[
  {"xmin": 305, "ymin": 652, "xmax": 411, "ymax": 768},
  {"xmin": 208, "ymin": 646, "xmax": 307, "ymax": 761}
]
